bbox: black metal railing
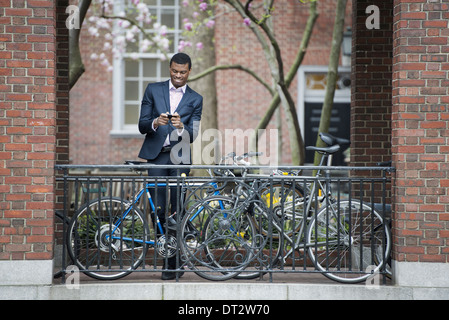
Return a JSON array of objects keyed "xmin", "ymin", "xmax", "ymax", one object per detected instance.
[{"xmin": 54, "ymin": 164, "xmax": 394, "ymax": 284}]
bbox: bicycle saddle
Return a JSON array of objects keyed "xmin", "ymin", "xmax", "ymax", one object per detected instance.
[
  {"xmin": 305, "ymin": 144, "xmax": 340, "ymax": 154},
  {"xmin": 319, "ymin": 132, "xmax": 350, "ymax": 147}
]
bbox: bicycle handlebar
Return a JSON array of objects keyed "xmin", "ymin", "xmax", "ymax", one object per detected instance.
[
  {"xmin": 221, "ymin": 151, "xmax": 263, "ymax": 162},
  {"xmin": 212, "ymin": 152, "xmax": 264, "ymax": 177}
]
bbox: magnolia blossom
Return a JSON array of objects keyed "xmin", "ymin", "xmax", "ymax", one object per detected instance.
[
  {"xmin": 118, "ymin": 19, "xmax": 131, "ymax": 29},
  {"xmin": 88, "ymin": 26, "xmax": 99, "ymax": 37},
  {"xmin": 243, "ymin": 18, "xmax": 251, "ymax": 26},
  {"xmin": 178, "ymin": 40, "xmax": 192, "ymax": 52},
  {"xmin": 196, "ymin": 42, "xmax": 203, "ymax": 50},
  {"xmin": 159, "ymin": 38, "xmax": 170, "ymax": 50},
  {"xmin": 205, "ymin": 19, "xmax": 215, "ymax": 28},
  {"xmin": 86, "ymin": 0, "xmax": 189, "ymax": 71},
  {"xmin": 159, "ymin": 25, "xmax": 167, "ymax": 36},
  {"xmin": 184, "ymin": 22, "xmax": 193, "ymax": 31},
  {"xmin": 125, "ymin": 26, "xmax": 138, "ymax": 42},
  {"xmin": 140, "ymin": 39, "xmax": 152, "ymax": 52},
  {"xmin": 199, "ymin": 2, "xmax": 207, "ymax": 11}
]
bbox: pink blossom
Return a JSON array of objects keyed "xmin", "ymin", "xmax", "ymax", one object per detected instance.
[
  {"xmin": 182, "ymin": 0, "xmax": 189, "ymax": 7},
  {"xmin": 199, "ymin": 2, "xmax": 207, "ymax": 11},
  {"xmin": 205, "ymin": 20, "xmax": 215, "ymax": 28},
  {"xmin": 184, "ymin": 22, "xmax": 193, "ymax": 31},
  {"xmin": 178, "ymin": 40, "xmax": 192, "ymax": 52},
  {"xmin": 196, "ymin": 42, "xmax": 203, "ymax": 50},
  {"xmin": 243, "ymin": 18, "xmax": 251, "ymax": 26}
]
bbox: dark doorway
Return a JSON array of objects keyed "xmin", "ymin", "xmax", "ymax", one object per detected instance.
[{"xmin": 304, "ymin": 102, "xmax": 350, "ymax": 166}]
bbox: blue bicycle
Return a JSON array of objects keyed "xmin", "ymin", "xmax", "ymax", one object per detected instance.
[{"xmin": 66, "ymin": 162, "xmax": 261, "ymax": 281}]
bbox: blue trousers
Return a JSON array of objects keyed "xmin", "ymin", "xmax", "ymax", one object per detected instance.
[{"xmin": 147, "ymin": 151, "xmax": 190, "ymax": 227}]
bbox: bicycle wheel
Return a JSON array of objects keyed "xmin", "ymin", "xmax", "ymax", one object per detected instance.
[
  {"xmin": 255, "ymin": 182, "xmax": 307, "ymax": 239},
  {"xmin": 179, "ymin": 195, "xmax": 262, "ymax": 281},
  {"xmin": 67, "ymin": 197, "xmax": 150, "ymax": 280},
  {"xmin": 236, "ymin": 182, "xmax": 308, "ymax": 280},
  {"xmin": 233, "ymin": 193, "xmax": 277, "ymax": 280},
  {"xmin": 306, "ymin": 200, "xmax": 391, "ymax": 283}
]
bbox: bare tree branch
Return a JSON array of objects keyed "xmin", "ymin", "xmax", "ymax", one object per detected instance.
[{"xmin": 188, "ymin": 64, "xmax": 275, "ymax": 95}]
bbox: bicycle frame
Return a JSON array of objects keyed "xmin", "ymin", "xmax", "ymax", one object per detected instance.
[
  {"xmin": 256, "ymin": 151, "xmax": 348, "ymax": 260},
  {"xmin": 108, "ymin": 180, "xmax": 222, "ymax": 247}
]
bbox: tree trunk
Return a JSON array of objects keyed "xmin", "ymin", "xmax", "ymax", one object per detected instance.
[
  {"xmin": 181, "ymin": 6, "xmax": 218, "ymax": 170},
  {"xmin": 69, "ymin": 0, "xmax": 91, "ymax": 90},
  {"xmin": 249, "ymin": 0, "xmax": 318, "ymax": 164},
  {"xmin": 313, "ymin": 0, "xmax": 348, "ymax": 166}
]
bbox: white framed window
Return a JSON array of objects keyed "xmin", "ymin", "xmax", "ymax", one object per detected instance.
[{"xmin": 111, "ymin": 0, "xmax": 181, "ymax": 136}]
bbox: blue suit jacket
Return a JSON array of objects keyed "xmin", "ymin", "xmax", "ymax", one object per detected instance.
[{"xmin": 138, "ymin": 80, "xmax": 203, "ymax": 162}]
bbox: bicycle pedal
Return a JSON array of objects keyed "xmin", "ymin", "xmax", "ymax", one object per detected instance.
[{"xmin": 165, "ymin": 216, "xmax": 177, "ymax": 230}]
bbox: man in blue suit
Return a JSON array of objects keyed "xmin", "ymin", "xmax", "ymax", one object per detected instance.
[{"xmin": 138, "ymin": 53, "xmax": 203, "ymax": 280}]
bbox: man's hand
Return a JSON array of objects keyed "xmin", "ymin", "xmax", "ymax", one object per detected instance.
[
  {"xmin": 154, "ymin": 113, "xmax": 170, "ymax": 128},
  {"xmin": 170, "ymin": 112, "xmax": 184, "ymax": 130}
]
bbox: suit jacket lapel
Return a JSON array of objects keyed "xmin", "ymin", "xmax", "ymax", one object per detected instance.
[{"xmin": 162, "ymin": 80, "xmax": 170, "ymax": 113}]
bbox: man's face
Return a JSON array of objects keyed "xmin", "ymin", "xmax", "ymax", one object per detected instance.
[{"xmin": 170, "ymin": 62, "xmax": 190, "ymax": 88}]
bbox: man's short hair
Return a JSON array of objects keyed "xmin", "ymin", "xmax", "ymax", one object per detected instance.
[{"xmin": 170, "ymin": 52, "xmax": 192, "ymax": 70}]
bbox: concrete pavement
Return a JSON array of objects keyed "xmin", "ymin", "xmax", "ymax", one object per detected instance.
[{"xmin": 2, "ymin": 269, "xmax": 449, "ymax": 300}]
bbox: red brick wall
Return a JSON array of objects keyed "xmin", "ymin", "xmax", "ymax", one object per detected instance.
[
  {"xmin": 391, "ymin": 0, "xmax": 449, "ymax": 263},
  {"xmin": 0, "ymin": 0, "xmax": 58, "ymax": 260},
  {"xmin": 351, "ymin": 0, "xmax": 393, "ymax": 167}
]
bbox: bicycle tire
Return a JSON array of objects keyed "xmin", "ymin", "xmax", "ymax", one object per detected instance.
[
  {"xmin": 254, "ymin": 182, "xmax": 307, "ymax": 239},
  {"xmin": 66, "ymin": 197, "xmax": 150, "ymax": 280},
  {"xmin": 306, "ymin": 200, "xmax": 391, "ymax": 283},
  {"xmin": 234, "ymin": 182, "xmax": 308, "ymax": 279},
  {"xmin": 179, "ymin": 195, "xmax": 260, "ymax": 281}
]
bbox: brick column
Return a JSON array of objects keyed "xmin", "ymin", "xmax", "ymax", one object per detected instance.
[
  {"xmin": 351, "ymin": 0, "xmax": 393, "ymax": 167},
  {"xmin": 392, "ymin": 0, "xmax": 449, "ymax": 286},
  {"xmin": 351, "ymin": 0, "xmax": 393, "ymax": 207},
  {"xmin": 0, "ymin": 0, "xmax": 58, "ymax": 285}
]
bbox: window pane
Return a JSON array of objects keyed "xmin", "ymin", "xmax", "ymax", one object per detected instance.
[
  {"xmin": 125, "ymin": 59, "xmax": 139, "ymax": 77},
  {"xmin": 143, "ymin": 0, "xmax": 157, "ymax": 5},
  {"xmin": 142, "ymin": 82, "xmax": 149, "ymax": 96},
  {"xmin": 126, "ymin": 41, "xmax": 139, "ymax": 53},
  {"xmin": 161, "ymin": 10, "xmax": 175, "ymax": 29},
  {"xmin": 163, "ymin": 0, "xmax": 175, "ymax": 5},
  {"xmin": 125, "ymin": 81, "xmax": 139, "ymax": 101},
  {"xmin": 161, "ymin": 60, "xmax": 170, "ymax": 78},
  {"xmin": 143, "ymin": 59, "xmax": 157, "ymax": 77},
  {"xmin": 124, "ymin": 104, "xmax": 139, "ymax": 125},
  {"xmin": 168, "ymin": 40, "xmax": 175, "ymax": 52}
]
